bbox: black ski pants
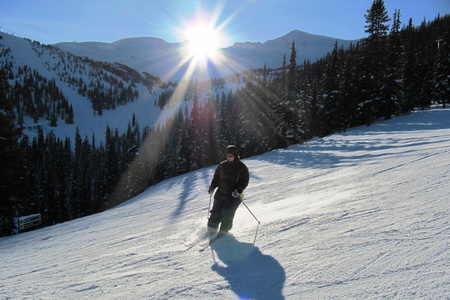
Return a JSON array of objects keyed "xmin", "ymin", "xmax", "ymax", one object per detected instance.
[{"xmin": 208, "ymin": 191, "xmax": 241, "ymax": 233}]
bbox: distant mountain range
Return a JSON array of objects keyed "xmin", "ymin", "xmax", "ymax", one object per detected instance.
[{"xmin": 55, "ymin": 30, "xmax": 358, "ymax": 81}]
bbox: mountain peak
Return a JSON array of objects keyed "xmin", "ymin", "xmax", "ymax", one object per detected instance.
[{"xmin": 53, "ymin": 30, "xmax": 357, "ymax": 80}]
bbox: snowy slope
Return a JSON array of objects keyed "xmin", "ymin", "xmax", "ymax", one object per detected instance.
[
  {"xmin": 0, "ymin": 32, "xmax": 170, "ymax": 145},
  {"xmin": 1, "ymin": 107, "xmax": 449, "ymax": 299},
  {"xmin": 55, "ymin": 37, "xmax": 189, "ymax": 81},
  {"xmin": 1, "ymin": 33, "xmax": 245, "ymax": 146}
]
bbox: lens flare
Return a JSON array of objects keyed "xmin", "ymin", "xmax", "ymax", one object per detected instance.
[{"xmin": 186, "ymin": 23, "xmax": 219, "ymax": 60}]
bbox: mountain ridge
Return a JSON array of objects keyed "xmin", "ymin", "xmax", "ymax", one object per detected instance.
[{"xmin": 55, "ymin": 29, "xmax": 358, "ymax": 81}]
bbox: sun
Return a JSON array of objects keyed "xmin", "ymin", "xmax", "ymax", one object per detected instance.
[
  {"xmin": 169, "ymin": 8, "xmax": 235, "ymax": 80},
  {"xmin": 185, "ymin": 23, "xmax": 220, "ymax": 60}
]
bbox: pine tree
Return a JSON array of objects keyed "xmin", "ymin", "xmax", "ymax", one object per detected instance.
[
  {"xmin": 384, "ymin": 9, "xmax": 405, "ymax": 118},
  {"xmin": 0, "ymin": 69, "xmax": 20, "ymax": 236},
  {"xmin": 278, "ymin": 54, "xmax": 287, "ymax": 99},
  {"xmin": 433, "ymin": 16, "xmax": 450, "ymax": 108},
  {"xmin": 55, "ymin": 138, "xmax": 69, "ymax": 223},
  {"xmin": 70, "ymin": 127, "xmax": 83, "ymax": 217},
  {"xmin": 340, "ymin": 43, "xmax": 361, "ymax": 129},
  {"xmin": 403, "ymin": 18, "xmax": 420, "ymax": 112},
  {"xmin": 321, "ymin": 41, "xmax": 341, "ymax": 135},
  {"xmin": 287, "ymin": 40, "xmax": 298, "ymax": 98},
  {"xmin": 189, "ymin": 97, "xmax": 203, "ymax": 170},
  {"xmin": 359, "ymin": 0, "xmax": 391, "ymax": 125}
]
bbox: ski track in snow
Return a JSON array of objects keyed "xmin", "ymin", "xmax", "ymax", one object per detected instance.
[{"xmin": 1, "ymin": 107, "xmax": 449, "ymax": 299}]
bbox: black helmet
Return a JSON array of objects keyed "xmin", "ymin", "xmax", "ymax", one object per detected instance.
[{"xmin": 226, "ymin": 145, "xmax": 239, "ymax": 156}]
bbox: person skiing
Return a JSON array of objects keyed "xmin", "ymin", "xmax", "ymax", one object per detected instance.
[{"xmin": 207, "ymin": 145, "xmax": 250, "ymax": 239}]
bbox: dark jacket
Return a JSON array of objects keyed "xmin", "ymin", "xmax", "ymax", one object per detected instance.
[{"xmin": 211, "ymin": 159, "xmax": 249, "ymax": 196}]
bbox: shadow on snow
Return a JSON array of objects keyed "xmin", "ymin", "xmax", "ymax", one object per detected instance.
[
  {"xmin": 210, "ymin": 235, "xmax": 286, "ymax": 300},
  {"xmin": 255, "ymin": 107, "xmax": 450, "ymax": 170}
]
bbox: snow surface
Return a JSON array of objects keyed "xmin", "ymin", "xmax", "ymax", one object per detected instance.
[{"xmin": 1, "ymin": 107, "xmax": 449, "ymax": 299}]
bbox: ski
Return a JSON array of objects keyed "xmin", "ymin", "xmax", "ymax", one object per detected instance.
[
  {"xmin": 198, "ymin": 239, "xmax": 216, "ymax": 251},
  {"xmin": 184, "ymin": 227, "xmax": 231, "ymax": 251},
  {"xmin": 198, "ymin": 232, "xmax": 228, "ymax": 251},
  {"xmin": 184, "ymin": 226, "xmax": 218, "ymax": 250}
]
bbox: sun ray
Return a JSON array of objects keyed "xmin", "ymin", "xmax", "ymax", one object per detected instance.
[{"xmin": 109, "ymin": 3, "xmax": 260, "ymax": 205}]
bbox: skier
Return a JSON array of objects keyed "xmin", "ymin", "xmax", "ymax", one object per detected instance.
[{"xmin": 207, "ymin": 145, "xmax": 250, "ymax": 240}]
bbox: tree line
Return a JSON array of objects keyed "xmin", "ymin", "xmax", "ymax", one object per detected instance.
[{"xmin": 0, "ymin": 0, "xmax": 448, "ymax": 236}]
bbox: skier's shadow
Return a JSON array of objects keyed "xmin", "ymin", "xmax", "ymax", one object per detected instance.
[{"xmin": 210, "ymin": 235, "xmax": 285, "ymax": 300}]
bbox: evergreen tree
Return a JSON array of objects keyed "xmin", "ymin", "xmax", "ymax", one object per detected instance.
[
  {"xmin": 54, "ymin": 138, "xmax": 69, "ymax": 223},
  {"xmin": 285, "ymin": 40, "xmax": 300, "ymax": 142},
  {"xmin": 340, "ymin": 43, "xmax": 361, "ymax": 129},
  {"xmin": 178, "ymin": 116, "xmax": 192, "ymax": 174},
  {"xmin": 415, "ymin": 20, "xmax": 435, "ymax": 109},
  {"xmin": 433, "ymin": 17, "xmax": 450, "ymax": 108},
  {"xmin": 321, "ymin": 41, "xmax": 341, "ymax": 135},
  {"xmin": 189, "ymin": 97, "xmax": 202, "ymax": 170},
  {"xmin": 70, "ymin": 127, "xmax": 83, "ymax": 217},
  {"xmin": 403, "ymin": 18, "xmax": 420, "ymax": 112},
  {"xmin": 105, "ymin": 125, "xmax": 120, "ymax": 207},
  {"xmin": 287, "ymin": 40, "xmax": 298, "ymax": 98},
  {"xmin": 277, "ymin": 54, "xmax": 287, "ymax": 99},
  {"xmin": 0, "ymin": 69, "xmax": 20, "ymax": 236},
  {"xmin": 384, "ymin": 9, "xmax": 405, "ymax": 118},
  {"xmin": 359, "ymin": 0, "xmax": 391, "ymax": 125}
]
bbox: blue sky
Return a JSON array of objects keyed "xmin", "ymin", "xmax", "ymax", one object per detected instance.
[{"xmin": 1, "ymin": 0, "xmax": 449, "ymax": 47}]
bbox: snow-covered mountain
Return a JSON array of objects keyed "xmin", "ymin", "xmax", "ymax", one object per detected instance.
[
  {"xmin": 56, "ymin": 37, "xmax": 190, "ymax": 82},
  {"xmin": 1, "ymin": 107, "xmax": 449, "ymax": 299},
  {"xmin": 0, "ymin": 30, "xmax": 356, "ymax": 146},
  {"xmin": 222, "ymin": 30, "xmax": 356, "ymax": 71},
  {"xmin": 1, "ymin": 32, "xmax": 243, "ymax": 146},
  {"xmin": 55, "ymin": 30, "xmax": 357, "ymax": 81}
]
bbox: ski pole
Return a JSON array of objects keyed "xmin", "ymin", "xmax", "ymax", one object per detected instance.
[
  {"xmin": 240, "ymin": 198, "xmax": 261, "ymax": 224},
  {"xmin": 207, "ymin": 188, "xmax": 216, "ymax": 219},
  {"xmin": 207, "ymin": 192, "xmax": 212, "ymax": 219},
  {"xmin": 253, "ymin": 222, "xmax": 260, "ymax": 245}
]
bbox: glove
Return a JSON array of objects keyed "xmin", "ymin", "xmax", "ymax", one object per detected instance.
[
  {"xmin": 208, "ymin": 186, "xmax": 215, "ymax": 194},
  {"xmin": 232, "ymin": 189, "xmax": 243, "ymax": 199}
]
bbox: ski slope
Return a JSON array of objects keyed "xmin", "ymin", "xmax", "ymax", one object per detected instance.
[{"xmin": 1, "ymin": 107, "xmax": 449, "ymax": 299}]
